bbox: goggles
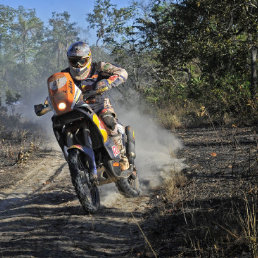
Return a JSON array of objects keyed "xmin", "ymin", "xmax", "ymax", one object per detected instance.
[{"xmin": 68, "ymin": 56, "xmax": 90, "ymax": 68}]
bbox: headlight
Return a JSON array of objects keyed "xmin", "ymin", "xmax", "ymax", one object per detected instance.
[{"xmin": 58, "ymin": 102, "xmax": 66, "ymax": 110}]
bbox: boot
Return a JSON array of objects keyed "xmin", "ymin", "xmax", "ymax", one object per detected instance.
[{"xmin": 111, "ymin": 134, "xmax": 130, "ymax": 171}]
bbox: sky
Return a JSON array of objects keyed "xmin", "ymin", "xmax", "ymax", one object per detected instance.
[{"xmin": 1, "ymin": 0, "xmax": 131, "ymax": 43}]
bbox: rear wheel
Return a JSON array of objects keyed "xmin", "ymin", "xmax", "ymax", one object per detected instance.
[
  {"xmin": 116, "ymin": 170, "xmax": 141, "ymax": 198},
  {"xmin": 68, "ymin": 149, "xmax": 100, "ymax": 213}
]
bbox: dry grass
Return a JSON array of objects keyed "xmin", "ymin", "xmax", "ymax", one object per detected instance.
[
  {"xmin": 156, "ymin": 99, "xmax": 258, "ymax": 130},
  {"xmin": 157, "ymin": 109, "xmax": 182, "ymax": 129},
  {"xmin": 238, "ymin": 195, "xmax": 258, "ymax": 257},
  {"xmin": 156, "ymin": 102, "xmax": 218, "ymax": 130},
  {"xmin": 179, "ymin": 195, "xmax": 258, "ymax": 257},
  {"xmin": 163, "ymin": 171, "xmax": 188, "ymax": 201},
  {"xmin": 140, "ymin": 126, "xmax": 257, "ymax": 257},
  {"xmin": 0, "ymin": 110, "xmax": 43, "ymax": 166}
]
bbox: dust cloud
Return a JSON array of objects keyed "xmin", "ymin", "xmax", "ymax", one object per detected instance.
[
  {"xmin": 18, "ymin": 85, "xmax": 59, "ymax": 146},
  {"xmin": 109, "ymin": 87, "xmax": 185, "ymax": 194}
]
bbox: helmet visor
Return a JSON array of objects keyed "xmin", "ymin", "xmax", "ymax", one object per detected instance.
[{"xmin": 68, "ymin": 56, "xmax": 89, "ymax": 68}]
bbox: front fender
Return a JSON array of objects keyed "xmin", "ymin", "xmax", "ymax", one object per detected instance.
[{"xmin": 68, "ymin": 145, "xmax": 97, "ymax": 176}]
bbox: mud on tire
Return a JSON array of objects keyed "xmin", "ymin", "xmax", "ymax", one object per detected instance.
[{"xmin": 68, "ymin": 149, "xmax": 100, "ymax": 213}]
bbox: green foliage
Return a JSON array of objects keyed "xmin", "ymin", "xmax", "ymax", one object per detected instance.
[
  {"xmin": 86, "ymin": 0, "xmax": 137, "ymax": 46},
  {"xmin": 137, "ymin": 0, "xmax": 258, "ymax": 125},
  {"xmin": 5, "ymin": 89, "xmax": 21, "ymax": 106},
  {"xmin": 0, "ymin": 5, "xmax": 16, "ymax": 51}
]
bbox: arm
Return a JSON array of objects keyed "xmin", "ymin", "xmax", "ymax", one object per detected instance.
[{"xmin": 98, "ymin": 62, "xmax": 128, "ymax": 88}]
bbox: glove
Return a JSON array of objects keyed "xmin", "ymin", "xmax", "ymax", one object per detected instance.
[
  {"xmin": 96, "ymin": 79, "xmax": 111, "ymax": 90},
  {"xmin": 81, "ymin": 85, "xmax": 92, "ymax": 92},
  {"xmin": 34, "ymin": 104, "xmax": 51, "ymax": 116},
  {"xmin": 34, "ymin": 104, "xmax": 44, "ymax": 115}
]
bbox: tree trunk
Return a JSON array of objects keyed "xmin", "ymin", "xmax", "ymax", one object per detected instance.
[
  {"xmin": 250, "ymin": 46, "xmax": 257, "ymax": 100},
  {"xmin": 57, "ymin": 42, "xmax": 62, "ymax": 67},
  {"xmin": 23, "ymin": 33, "xmax": 26, "ymax": 65}
]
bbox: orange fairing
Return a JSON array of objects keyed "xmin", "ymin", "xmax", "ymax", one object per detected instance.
[{"xmin": 47, "ymin": 72, "xmax": 81, "ymax": 115}]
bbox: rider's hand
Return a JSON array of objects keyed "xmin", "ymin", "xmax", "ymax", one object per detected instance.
[
  {"xmin": 81, "ymin": 85, "xmax": 92, "ymax": 92},
  {"xmin": 96, "ymin": 79, "xmax": 111, "ymax": 90}
]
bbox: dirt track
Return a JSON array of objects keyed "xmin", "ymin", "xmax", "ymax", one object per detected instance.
[{"xmin": 0, "ymin": 149, "xmax": 150, "ymax": 257}]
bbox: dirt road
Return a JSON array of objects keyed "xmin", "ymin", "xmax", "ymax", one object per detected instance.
[{"xmin": 0, "ymin": 149, "xmax": 151, "ymax": 257}]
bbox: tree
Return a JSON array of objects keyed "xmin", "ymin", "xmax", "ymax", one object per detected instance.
[
  {"xmin": 0, "ymin": 5, "xmax": 16, "ymax": 105},
  {"xmin": 0, "ymin": 6, "xmax": 80, "ymax": 105},
  {"xmin": 11, "ymin": 6, "xmax": 43, "ymax": 65},
  {"xmin": 0, "ymin": 6, "xmax": 45, "ymax": 98},
  {"xmin": 136, "ymin": 0, "xmax": 257, "ymax": 121},
  {"xmin": 141, "ymin": 0, "xmax": 257, "ymax": 84},
  {"xmin": 46, "ymin": 11, "xmax": 79, "ymax": 68},
  {"xmin": 87, "ymin": 0, "xmax": 114, "ymax": 46},
  {"xmin": 86, "ymin": 0, "xmax": 137, "ymax": 47}
]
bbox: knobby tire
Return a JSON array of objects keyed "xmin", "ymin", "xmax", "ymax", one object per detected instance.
[{"xmin": 68, "ymin": 149, "xmax": 100, "ymax": 213}]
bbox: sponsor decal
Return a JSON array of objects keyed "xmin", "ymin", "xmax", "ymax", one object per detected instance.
[
  {"xmin": 69, "ymin": 80, "xmax": 73, "ymax": 94},
  {"xmin": 112, "ymin": 145, "xmax": 120, "ymax": 157}
]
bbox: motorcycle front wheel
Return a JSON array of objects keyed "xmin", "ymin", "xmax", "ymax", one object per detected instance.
[{"xmin": 68, "ymin": 149, "xmax": 100, "ymax": 213}]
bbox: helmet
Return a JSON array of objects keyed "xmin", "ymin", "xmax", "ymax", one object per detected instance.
[{"xmin": 67, "ymin": 41, "xmax": 92, "ymax": 80}]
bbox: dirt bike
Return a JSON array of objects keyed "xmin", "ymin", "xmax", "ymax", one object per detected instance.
[{"xmin": 34, "ymin": 72, "xmax": 140, "ymax": 213}]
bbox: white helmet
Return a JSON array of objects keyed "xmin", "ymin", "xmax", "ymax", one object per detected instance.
[{"xmin": 67, "ymin": 41, "xmax": 92, "ymax": 80}]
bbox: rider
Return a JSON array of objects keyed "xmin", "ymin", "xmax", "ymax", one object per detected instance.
[
  {"xmin": 65, "ymin": 41, "xmax": 129, "ymax": 170},
  {"xmin": 36, "ymin": 41, "xmax": 129, "ymax": 171}
]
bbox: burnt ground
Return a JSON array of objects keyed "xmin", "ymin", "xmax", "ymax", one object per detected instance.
[
  {"xmin": 139, "ymin": 126, "xmax": 258, "ymax": 257},
  {"xmin": 0, "ymin": 126, "xmax": 257, "ymax": 257}
]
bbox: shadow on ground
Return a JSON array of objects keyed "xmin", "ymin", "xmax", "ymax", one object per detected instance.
[{"xmin": 0, "ymin": 191, "xmax": 143, "ymax": 257}]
